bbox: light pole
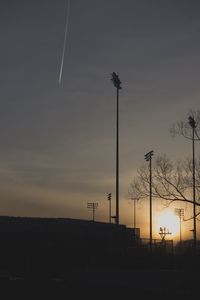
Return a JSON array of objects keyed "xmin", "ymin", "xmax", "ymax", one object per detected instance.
[
  {"xmin": 144, "ymin": 150, "xmax": 154, "ymax": 253},
  {"xmin": 87, "ymin": 202, "xmax": 98, "ymax": 221},
  {"xmin": 131, "ymin": 198, "xmax": 139, "ymax": 229},
  {"xmin": 188, "ymin": 116, "xmax": 197, "ymax": 252},
  {"xmin": 175, "ymin": 208, "xmax": 184, "ymax": 245},
  {"xmin": 131, "ymin": 198, "xmax": 139, "ymax": 240},
  {"xmin": 111, "ymin": 72, "xmax": 122, "ymax": 225},
  {"xmin": 107, "ymin": 193, "xmax": 112, "ymax": 224}
]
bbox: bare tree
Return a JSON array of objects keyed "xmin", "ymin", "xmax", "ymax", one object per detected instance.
[
  {"xmin": 130, "ymin": 110, "xmax": 200, "ymax": 222},
  {"xmin": 129, "ymin": 155, "xmax": 200, "ymax": 220},
  {"xmin": 171, "ymin": 110, "xmax": 200, "ymax": 248}
]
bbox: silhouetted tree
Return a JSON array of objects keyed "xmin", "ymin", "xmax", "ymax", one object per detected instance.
[
  {"xmin": 171, "ymin": 109, "xmax": 200, "ymax": 229},
  {"xmin": 129, "ymin": 154, "xmax": 200, "ymax": 221},
  {"xmin": 130, "ymin": 110, "xmax": 200, "ymax": 223}
]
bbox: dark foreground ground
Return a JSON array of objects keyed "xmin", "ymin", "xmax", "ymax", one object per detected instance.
[
  {"xmin": 0, "ymin": 269, "xmax": 199, "ymax": 299},
  {"xmin": 0, "ymin": 254, "xmax": 199, "ymax": 299}
]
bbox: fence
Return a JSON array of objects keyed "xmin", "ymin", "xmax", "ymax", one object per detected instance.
[{"xmin": 128, "ymin": 237, "xmax": 173, "ymax": 254}]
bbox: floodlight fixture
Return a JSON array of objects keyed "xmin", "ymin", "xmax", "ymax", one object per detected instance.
[{"xmin": 111, "ymin": 72, "xmax": 122, "ymax": 90}]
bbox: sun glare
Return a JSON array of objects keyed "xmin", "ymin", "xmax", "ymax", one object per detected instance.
[{"xmin": 156, "ymin": 211, "xmax": 180, "ymax": 238}]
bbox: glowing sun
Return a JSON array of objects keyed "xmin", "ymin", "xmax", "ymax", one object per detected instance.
[{"xmin": 156, "ymin": 211, "xmax": 179, "ymax": 237}]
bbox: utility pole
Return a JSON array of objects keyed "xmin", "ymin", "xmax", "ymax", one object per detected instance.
[
  {"xmin": 107, "ymin": 193, "xmax": 112, "ymax": 224},
  {"xmin": 188, "ymin": 116, "xmax": 197, "ymax": 252},
  {"xmin": 144, "ymin": 150, "xmax": 154, "ymax": 253},
  {"xmin": 111, "ymin": 72, "xmax": 122, "ymax": 225}
]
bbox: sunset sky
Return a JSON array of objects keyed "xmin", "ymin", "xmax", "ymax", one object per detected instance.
[{"xmin": 1, "ymin": 0, "xmax": 200, "ymax": 240}]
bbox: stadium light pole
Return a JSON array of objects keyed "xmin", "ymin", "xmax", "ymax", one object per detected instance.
[
  {"xmin": 87, "ymin": 202, "xmax": 98, "ymax": 221},
  {"xmin": 144, "ymin": 150, "xmax": 154, "ymax": 253},
  {"xmin": 175, "ymin": 208, "xmax": 184, "ymax": 245},
  {"xmin": 188, "ymin": 116, "xmax": 197, "ymax": 252},
  {"xmin": 111, "ymin": 72, "xmax": 122, "ymax": 225},
  {"xmin": 107, "ymin": 193, "xmax": 112, "ymax": 224},
  {"xmin": 131, "ymin": 198, "xmax": 139, "ymax": 229},
  {"xmin": 131, "ymin": 197, "xmax": 139, "ymax": 240}
]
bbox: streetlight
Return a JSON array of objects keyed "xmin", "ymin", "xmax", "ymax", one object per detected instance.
[
  {"xmin": 175, "ymin": 208, "xmax": 184, "ymax": 245},
  {"xmin": 144, "ymin": 150, "xmax": 154, "ymax": 253},
  {"xmin": 188, "ymin": 115, "xmax": 197, "ymax": 251},
  {"xmin": 87, "ymin": 202, "xmax": 98, "ymax": 221},
  {"xmin": 111, "ymin": 72, "xmax": 122, "ymax": 225},
  {"xmin": 107, "ymin": 193, "xmax": 112, "ymax": 224}
]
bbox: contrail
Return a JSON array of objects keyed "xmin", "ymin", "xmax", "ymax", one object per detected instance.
[{"xmin": 59, "ymin": 0, "xmax": 70, "ymax": 85}]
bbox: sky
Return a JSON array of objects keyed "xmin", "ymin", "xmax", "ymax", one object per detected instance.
[{"xmin": 1, "ymin": 0, "xmax": 200, "ymax": 240}]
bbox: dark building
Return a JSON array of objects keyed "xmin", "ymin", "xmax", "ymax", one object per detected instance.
[{"xmin": 0, "ymin": 216, "xmax": 138, "ymax": 278}]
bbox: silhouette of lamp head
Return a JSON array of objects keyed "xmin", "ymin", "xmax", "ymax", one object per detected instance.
[
  {"xmin": 159, "ymin": 227, "xmax": 171, "ymax": 241},
  {"xmin": 188, "ymin": 116, "xmax": 196, "ymax": 129},
  {"xmin": 111, "ymin": 72, "xmax": 122, "ymax": 90}
]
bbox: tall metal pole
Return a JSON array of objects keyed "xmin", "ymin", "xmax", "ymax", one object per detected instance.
[
  {"xmin": 116, "ymin": 86, "xmax": 119, "ymax": 225},
  {"xmin": 144, "ymin": 150, "xmax": 154, "ymax": 253},
  {"xmin": 109, "ymin": 197, "xmax": 111, "ymax": 224},
  {"xmin": 192, "ymin": 124, "xmax": 196, "ymax": 251},
  {"xmin": 150, "ymin": 154, "xmax": 152, "ymax": 252},
  {"xmin": 132, "ymin": 198, "xmax": 139, "ymax": 229},
  {"xmin": 134, "ymin": 199, "xmax": 136, "ymax": 229},
  {"xmin": 175, "ymin": 208, "xmax": 184, "ymax": 245},
  {"xmin": 180, "ymin": 213, "xmax": 182, "ymax": 244},
  {"xmin": 188, "ymin": 116, "xmax": 197, "ymax": 252},
  {"xmin": 132, "ymin": 198, "xmax": 139, "ymax": 239},
  {"xmin": 93, "ymin": 205, "xmax": 95, "ymax": 222},
  {"xmin": 111, "ymin": 72, "xmax": 122, "ymax": 226},
  {"xmin": 108, "ymin": 193, "xmax": 112, "ymax": 224},
  {"xmin": 87, "ymin": 202, "xmax": 98, "ymax": 222}
]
